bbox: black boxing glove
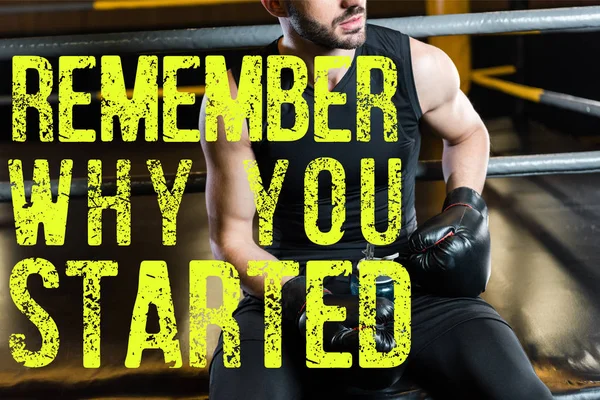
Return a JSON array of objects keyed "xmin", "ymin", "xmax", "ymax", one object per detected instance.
[
  {"xmin": 281, "ymin": 275, "xmax": 401, "ymax": 390},
  {"xmin": 406, "ymin": 187, "xmax": 491, "ymax": 298}
]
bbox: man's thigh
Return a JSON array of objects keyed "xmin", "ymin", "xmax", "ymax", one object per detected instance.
[
  {"xmin": 209, "ymin": 296, "xmax": 305, "ymax": 400},
  {"xmin": 407, "ymin": 318, "xmax": 552, "ymax": 400}
]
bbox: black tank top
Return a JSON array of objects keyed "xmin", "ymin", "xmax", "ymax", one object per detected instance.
[
  {"xmin": 227, "ymin": 25, "xmax": 507, "ymax": 333},
  {"xmin": 231, "ymin": 24, "xmax": 423, "ymax": 268}
]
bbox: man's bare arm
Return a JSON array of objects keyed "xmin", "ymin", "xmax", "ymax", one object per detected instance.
[
  {"xmin": 199, "ymin": 70, "xmax": 286, "ymax": 298},
  {"xmin": 410, "ymin": 38, "xmax": 490, "ymax": 194}
]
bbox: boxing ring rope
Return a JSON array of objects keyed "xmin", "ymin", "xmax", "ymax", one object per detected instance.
[
  {"xmin": 4, "ymin": 64, "xmax": 599, "ymax": 118},
  {"xmin": 2, "ymin": 151, "xmax": 600, "ymax": 203},
  {"xmin": 3, "ymin": 66, "xmax": 599, "ymax": 119},
  {"xmin": 1, "ymin": 6, "xmax": 600, "ymax": 60},
  {"xmin": 4, "ymin": 65, "xmax": 599, "ymax": 119}
]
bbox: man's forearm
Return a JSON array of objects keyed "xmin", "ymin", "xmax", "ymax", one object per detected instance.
[
  {"xmin": 212, "ymin": 240, "xmax": 291, "ymax": 299},
  {"xmin": 441, "ymin": 125, "xmax": 490, "ymax": 194}
]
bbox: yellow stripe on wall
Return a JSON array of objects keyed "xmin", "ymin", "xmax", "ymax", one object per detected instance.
[
  {"xmin": 471, "ymin": 66, "xmax": 543, "ymax": 103},
  {"xmin": 94, "ymin": 0, "xmax": 253, "ymax": 11}
]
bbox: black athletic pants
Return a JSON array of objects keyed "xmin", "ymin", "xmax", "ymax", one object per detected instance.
[{"xmin": 209, "ymin": 293, "xmax": 553, "ymax": 400}]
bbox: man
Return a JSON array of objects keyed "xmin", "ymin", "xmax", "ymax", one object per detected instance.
[{"xmin": 200, "ymin": 1, "xmax": 554, "ymax": 399}]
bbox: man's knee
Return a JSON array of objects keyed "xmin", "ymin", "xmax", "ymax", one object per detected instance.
[
  {"xmin": 522, "ymin": 380, "xmax": 554, "ymax": 400},
  {"xmin": 468, "ymin": 320, "xmax": 553, "ymax": 400}
]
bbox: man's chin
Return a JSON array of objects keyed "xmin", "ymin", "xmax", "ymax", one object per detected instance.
[{"xmin": 339, "ymin": 33, "xmax": 367, "ymax": 49}]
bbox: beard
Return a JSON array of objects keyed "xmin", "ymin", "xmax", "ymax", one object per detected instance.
[{"xmin": 287, "ymin": 4, "xmax": 366, "ymax": 50}]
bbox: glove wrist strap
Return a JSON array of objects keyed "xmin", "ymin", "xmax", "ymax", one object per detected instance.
[{"xmin": 443, "ymin": 187, "xmax": 488, "ymax": 216}]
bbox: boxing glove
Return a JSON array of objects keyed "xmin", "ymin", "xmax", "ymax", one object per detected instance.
[
  {"xmin": 406, "ymin": 186, "xmax": 491, "ymax": 298},
  {"xmin": 281, "ymin": 275, "xmax": 401, "ymax": 390}
]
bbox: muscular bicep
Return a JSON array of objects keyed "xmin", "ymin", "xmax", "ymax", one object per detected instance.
[
  {"xmin": 422, "ymin": 89, "xmax": 484, "ymax": 145},
  {"xmin": 199, "ymin": 71, "xmax": 257, "ymax": 248},
  {"xmin": 410, "ymin": 38, "xmax": 485, "ymax": 145}
]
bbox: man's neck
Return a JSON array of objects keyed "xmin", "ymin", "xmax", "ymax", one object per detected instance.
[{"xmin": 278, "ymin": 34, "xmax": 357, "ymax": 91}]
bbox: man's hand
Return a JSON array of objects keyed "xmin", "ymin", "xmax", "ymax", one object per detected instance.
[
  {"xmin": 281, "ymin": 276, "xmax": 401, "ymax": 390},
  {"xmin": 406, "ymin": 187, "xmax": 491, "ymax": 298}
]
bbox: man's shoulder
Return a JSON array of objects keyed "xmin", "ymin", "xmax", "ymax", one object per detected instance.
[{"xmin": 366, "ymin": 26, "xmax": 442, "ymax": 73}]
